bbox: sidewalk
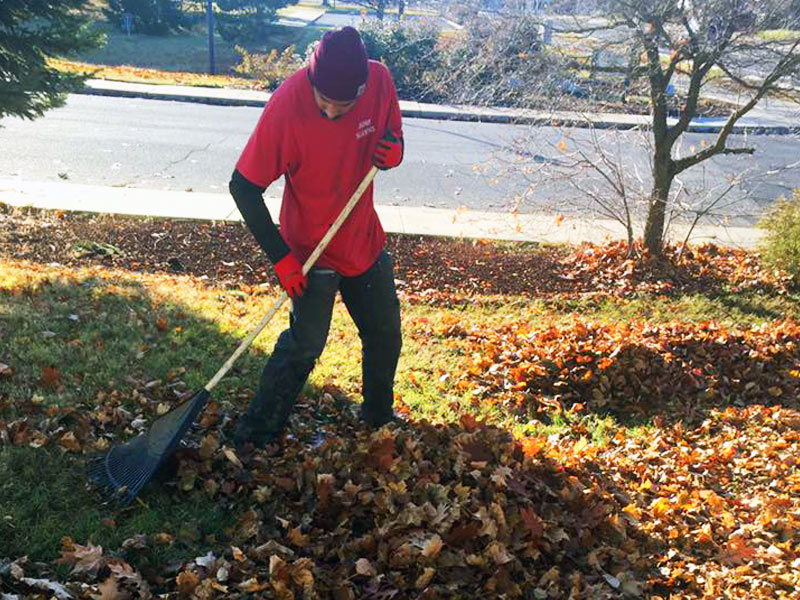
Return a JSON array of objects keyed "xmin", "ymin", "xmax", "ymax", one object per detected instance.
[
  {"xmin": 0, "ymin": 177, "xmax": 763, "ymax": 248},
  {"xmin": 275, "ymin": 5, "xmax": 326, "ymax": 27}
]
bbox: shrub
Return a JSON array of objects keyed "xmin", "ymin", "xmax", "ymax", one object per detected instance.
[
  {"xmin": 758, "ymin": 190, "xmax": 800, "ymax": 282},
  {"xmin": 233, "ymin": 45, "xmax": 306, "ymax": 89},
  {"xmin": 429, "ymin": 15, "xmax": 562, "ymax": 108},
  {"xmin": 359, "ymin": 19, "xmax": 444, "ymax": 102},
  {"xmin": 105, "ymin": 0, "xmax": 186, "ymax": 35}
]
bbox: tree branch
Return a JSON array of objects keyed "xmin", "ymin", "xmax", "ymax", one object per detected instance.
[{"xmin": 672, "ymin": 36, "xmax": 800, "ymax": 175}]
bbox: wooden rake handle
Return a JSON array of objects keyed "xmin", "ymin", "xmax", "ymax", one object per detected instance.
[{"xmin": 204, "ymin": 165, "xmax": 379, "ymax": 392}]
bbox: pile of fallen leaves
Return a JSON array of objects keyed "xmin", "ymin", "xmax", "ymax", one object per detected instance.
[
  {"xmin": 557, "ymin": 240, "xmax": 791, "ymax": 298},
  {"xmin": 1, "ymin": 207, "xmax": 792, "ymax": 303},
  {"xmin": 2, "ymin": 391, "xmax": 651, "ymax": 599},
  {"xmin": 444, "ymin": 316, "xmax": 800, "ymax": 423},
  {"xmin": 48, "ymin": 58, "xmax": 257, "ymax": 90},
  {"xmin": 3, "ymin": 389, "xmax": 799, "ymax": 598}
]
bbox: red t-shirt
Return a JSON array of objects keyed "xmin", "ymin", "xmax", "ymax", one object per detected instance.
[{"xmin": 236, "ymin": 60, "xmax": 403, "ymax": 277}]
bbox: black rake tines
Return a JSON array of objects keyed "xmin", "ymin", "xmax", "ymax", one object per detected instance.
[{"xmin": 85, "ymin": 389, "xmax": 210, "ymax": 507}]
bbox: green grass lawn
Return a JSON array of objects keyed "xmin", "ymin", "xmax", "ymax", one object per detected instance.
[
  {"xmin": 68, "ymin": 19, "xmax": 322, "ymax": 77},
  {"xmin": 74, "ymin": 24, "xmax": 241, "ymax": 74}
]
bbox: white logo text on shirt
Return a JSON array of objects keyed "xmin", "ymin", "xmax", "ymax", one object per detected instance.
[{"xmin": 356, "ymin": 118, "xmax": 376, "ymax": 140}]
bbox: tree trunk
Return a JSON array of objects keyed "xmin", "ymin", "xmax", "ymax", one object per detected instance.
[
  {"xmin": 643, "ymin": 154, "xmax": 674, "ymax": 254},
  {"xmin": 376, "ymin": 0, "xmax": 385, "ymax": 20}
]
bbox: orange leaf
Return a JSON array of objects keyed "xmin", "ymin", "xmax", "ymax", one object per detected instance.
[
  {"xmin": 421, "ymin": 535, "xmax": 443, "ymax": 559},
  {"xmin": 41, "ymin": 366, "xmax": 61, "ymax": 388},
  {"xmin": 176, "ymin": 570, "xmax": 200, "ymax": 596},
  {"xmin": 459, "ymin": 413, "xmax": 483, "ymax": 432},
  {"xmin": 287, "ymin": 527, "xmax": 310, "ymax": 548},
  {"xmin": 520, "ymin": 437, "xmax": 543, "ymax": 458},
  {"xmin": 369, "ymin": 435, "xmax": 395, "ymax": 471},
  {"xmin": 231, "ymin": 546, "xmax": 246, "ymax": 562},
  {"xmin": 650, "ymin": 497, "xmax": 672, "ymax": 518},
  {"xmin": 717, "ymin": 537, "xmax": 757, "ymax": 566}
]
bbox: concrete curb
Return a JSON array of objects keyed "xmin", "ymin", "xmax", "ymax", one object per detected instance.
[{"xmin": 79, "ymin": 80, "xmax": 800, "ymax": 135}]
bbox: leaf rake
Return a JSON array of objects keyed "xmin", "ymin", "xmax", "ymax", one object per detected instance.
[{"xmin": 86, "ymin": 166, "xmax": 379, "ymax": 507}]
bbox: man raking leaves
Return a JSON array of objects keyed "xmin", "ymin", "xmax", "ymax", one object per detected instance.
[
  {"xmin": 229, "ymin": 26, "xmax": 405, "ymax": 449},
  {"xmin": 86, "ymin": 27, "xmax": 404, "ymax": 505}
]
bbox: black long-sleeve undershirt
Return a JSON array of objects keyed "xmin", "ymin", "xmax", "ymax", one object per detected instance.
[{"xmin": 229, "ymin": 169, "xmax": 290, "ymax": 265}]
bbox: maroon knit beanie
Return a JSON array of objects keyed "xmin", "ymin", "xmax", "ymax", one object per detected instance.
[{"xmin": 308, "ymin": 27, "xmax": 369, "ymax": 101}]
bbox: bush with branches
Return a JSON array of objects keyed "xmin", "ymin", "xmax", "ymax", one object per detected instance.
[
  {"xmin": 359, "ymin": 19, "xmax": 444, "ymax": 101},
  {"xmin": 233, "ymin": 44, "xmax": 307, "ymax": 89},
  {"xmin": 759, "ymin": 190, "xmax": 800, "ymax": 284},
  {"xmin": 428, "ymin": 15, "xmax": 564, "ymax": 108}
]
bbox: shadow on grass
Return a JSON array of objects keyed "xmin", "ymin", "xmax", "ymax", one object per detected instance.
[
  {"xmin": 713, "ymin": 289, "xmax": 794, "ymax": 322},
  {"xmin": 0, "ymin": 269, "xmax": 269, "ymax": 563}
]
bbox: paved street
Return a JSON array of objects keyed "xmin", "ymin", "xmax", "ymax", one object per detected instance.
[{"xmin": 1, "ymin": 94, "xmax": 799, "ymax": 223}]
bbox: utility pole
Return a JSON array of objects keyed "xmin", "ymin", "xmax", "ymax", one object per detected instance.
[{"xmin": 207, "ymin": 0, "xmax": 216, "ymax": 75}]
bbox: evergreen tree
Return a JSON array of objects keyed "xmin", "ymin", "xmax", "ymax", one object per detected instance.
[
  {"xmin": 216, "ymin": 0, "xmax": 295, "ymax": 44},
  {"xmin": 0, "ymin": 1, "xmax": 102, "ymax": 120},
  {"xmin": 105, "ymin": 0, "xmax": 186, "ymax": 36}
]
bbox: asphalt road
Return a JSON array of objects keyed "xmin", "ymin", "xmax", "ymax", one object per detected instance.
[{"xmin": 1, "ymin": 94, "xmax": 799, "ymax": 221}]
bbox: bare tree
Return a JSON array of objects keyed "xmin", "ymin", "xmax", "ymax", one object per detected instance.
[
  {"xmin": 556, "ymin": 0, "xmax": 800, "ymax": 255},
  {"xmin": 498, "ymin": 120, "xmax": 800, "ymax": 257}
]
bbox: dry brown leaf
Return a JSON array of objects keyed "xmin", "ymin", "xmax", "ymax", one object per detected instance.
[
  {"xmin": 415, "ymin": 567, "xmax": 436, "ymax": 589},
  {"xmin": 231, "ymin": 510, "xmax": 261, "ymax": 543},
  {"xmin": 368, "ymin": 435, "xmax": 395, "ymax": 471},
  {"xmin": 57, "ymin": 431, "xmax": 82, "ymax": 452},
  {"xmin": 55, "ymin": 541, "xmax": 106, "ymax": 577},
  {"xmin": 198, "ymin": 433, "xmax": 219, "ymax": 460},
  {"xmin": 421, "ymin": 535, "xmax": 443, "ymax": 560},
  {"xmin": 175, "ymin": 570, "xmax": 199, "ymax": 597},
  {"xmin": 223, "ymin": 447, "xmax": 243, "ymax": 468},
  {"xmin": 355, "ymin": 558, "xmax": 377, "ymax": 577},
  {"xmin": 97, "ymin": 576, "xmax": 128, "ymax": 600},
  {"xmin": 40, "ymin": 366, "xmax": 61, "ymax": 388}
]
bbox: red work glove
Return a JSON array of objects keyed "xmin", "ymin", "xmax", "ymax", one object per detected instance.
[
  {"xmin": 373, "ymin": 130, "xmax": 403, "ymax": 170},
  {"xmin": 274, "ymin": 253, "xmax": 307, "ymax": 298}
]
